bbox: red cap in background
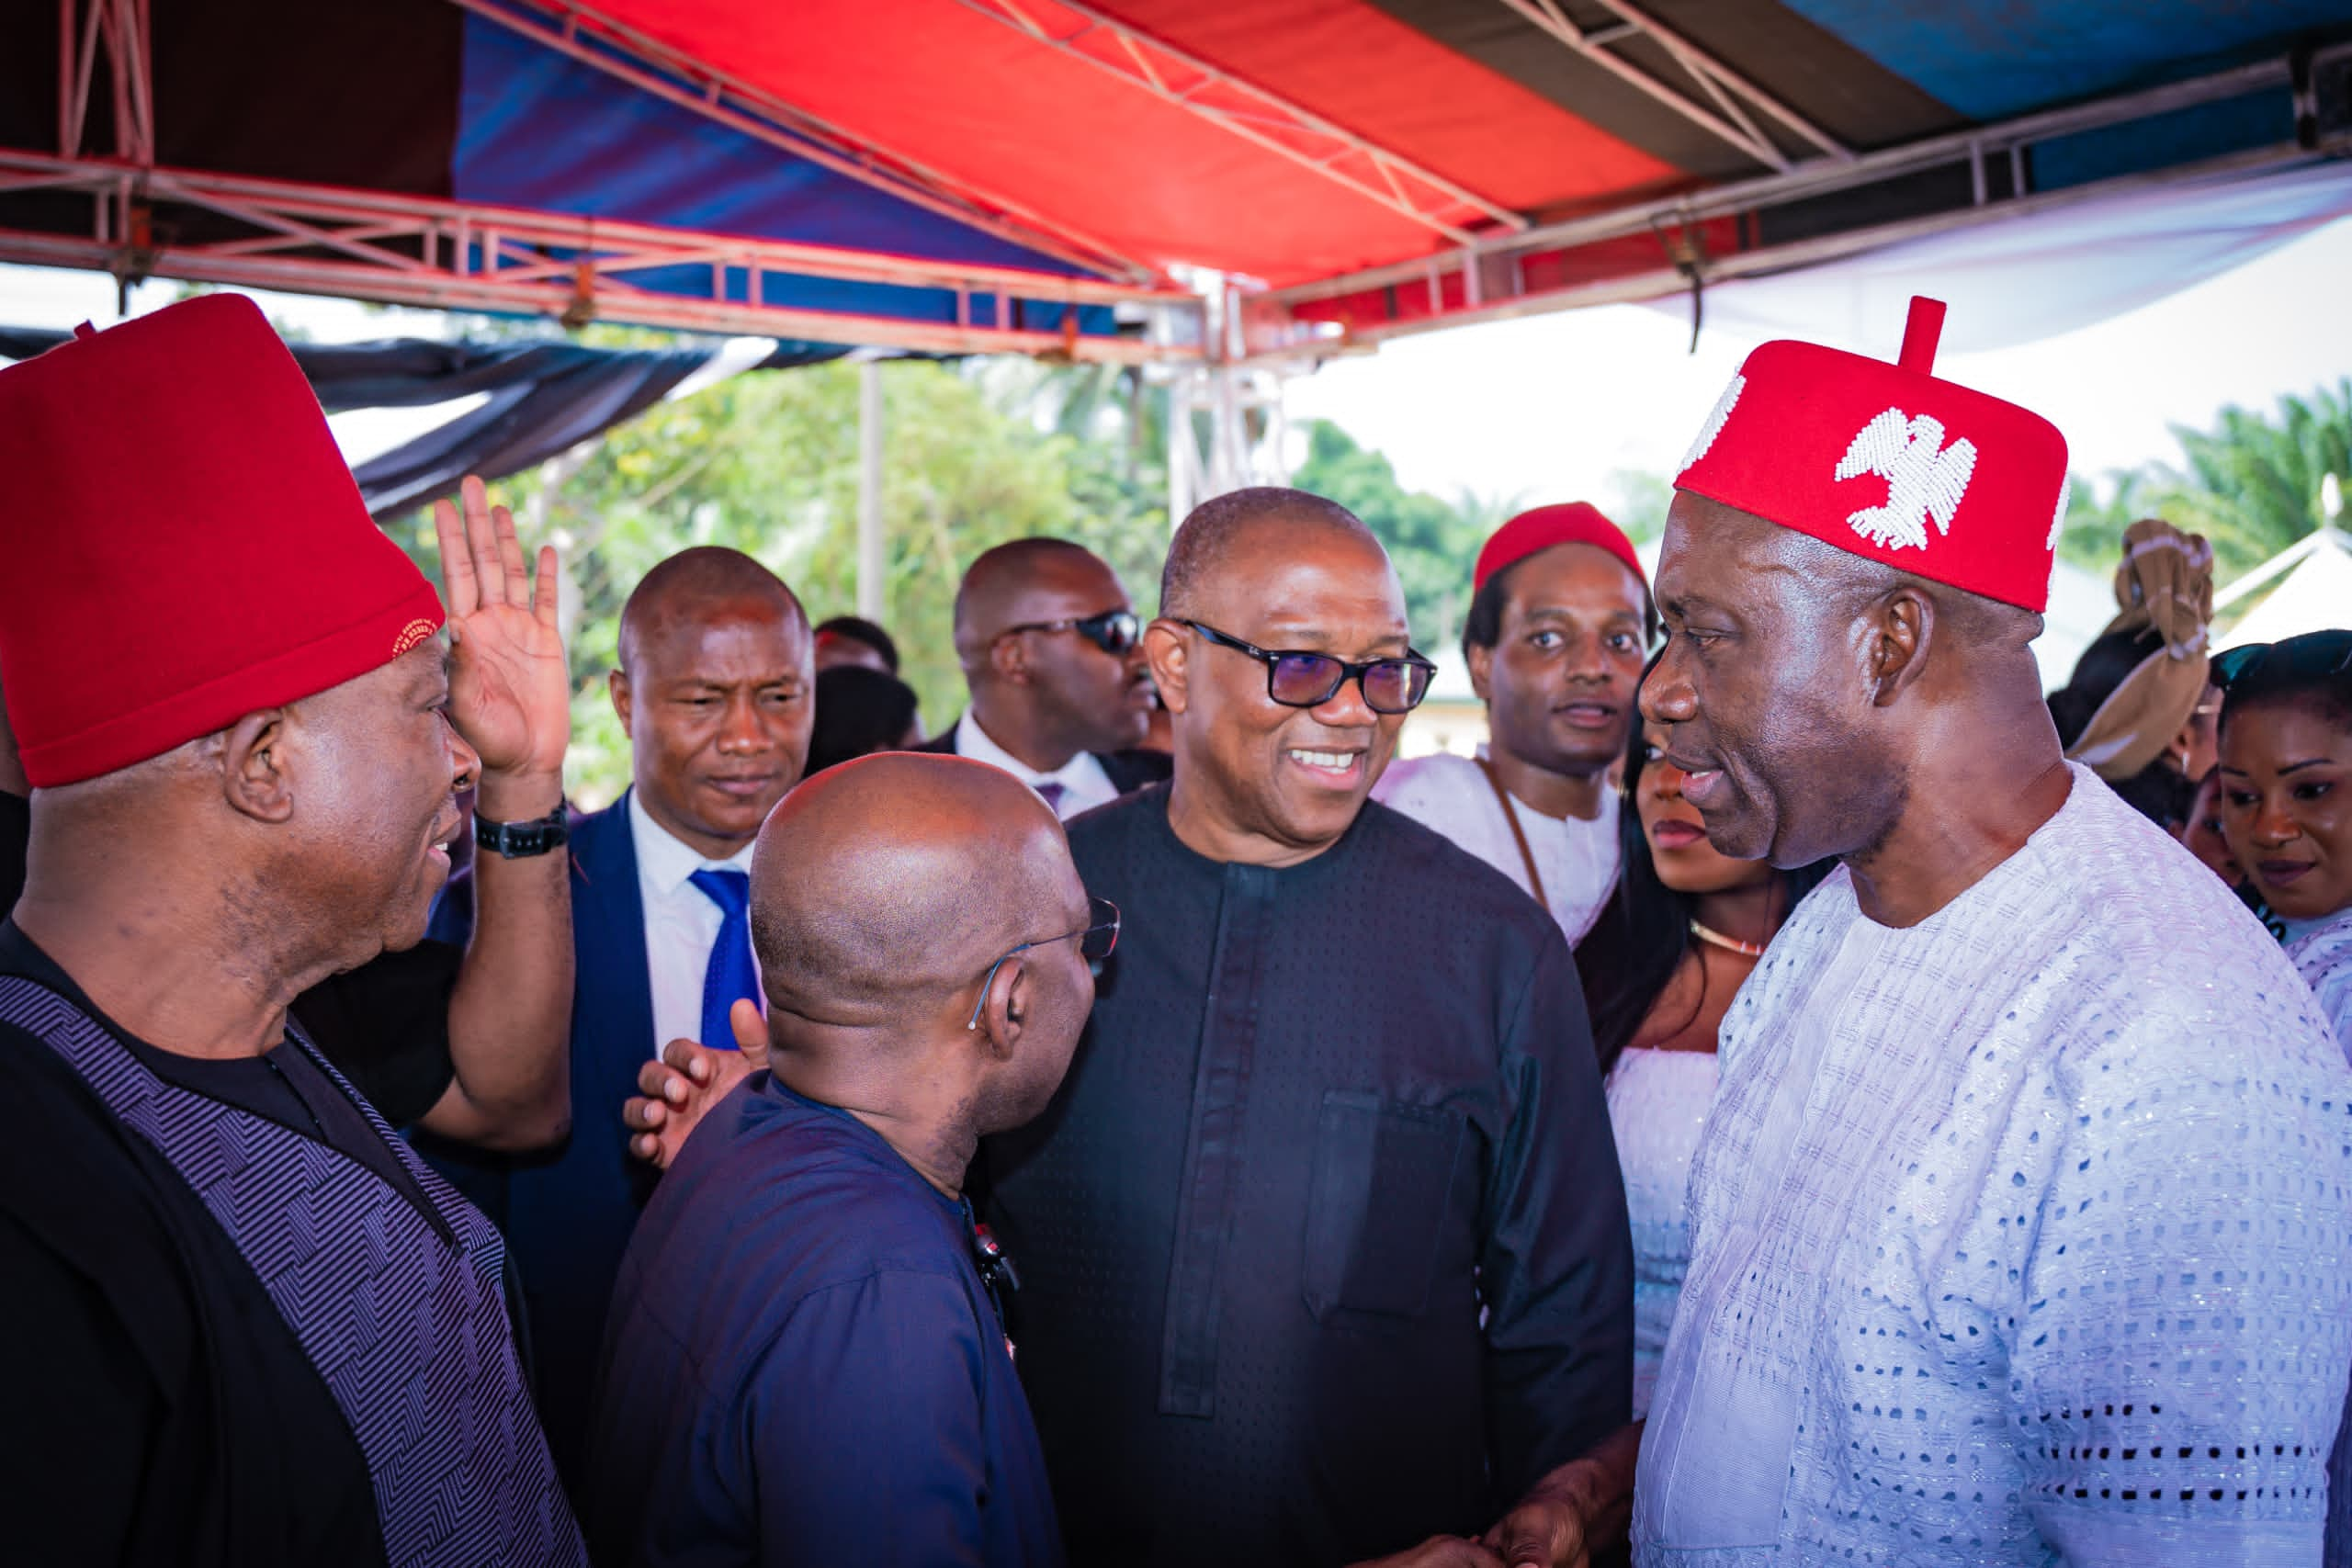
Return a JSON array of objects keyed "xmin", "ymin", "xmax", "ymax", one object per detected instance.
[{"xmin": 1473, "ymin": 502, "xmax": 1646, "ymax": 594}]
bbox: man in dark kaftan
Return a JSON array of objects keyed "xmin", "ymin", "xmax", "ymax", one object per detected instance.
[{"xmin": 981, "ymin": 488, "xmax": 1635, "ymax": 1568}]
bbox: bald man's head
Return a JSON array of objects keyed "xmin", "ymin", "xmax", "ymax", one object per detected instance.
[
  {"xmin": 748, "ymin": 753, "xmax": 1096, "ymax": 1134},
  {"xmin": 950, "ymin": 537, "xmax": 1151, "ymax": 762},
  {"xmin": 954, "ymin": 538, "xmax": 1108, "ymax": 654},
  {"xmin": 1159, "ymin": 487, "xmax": 1378, "ymax": 623},
  {"xmin": 618, "ymin": 547, "xmax": 806, "ymax": 675},
  {"xmin": 610, "ymin": 547, "xmax": 814, "ymax": 861}
]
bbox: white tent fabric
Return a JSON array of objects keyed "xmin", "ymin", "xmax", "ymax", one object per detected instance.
[
  {"xmin": 2215, "ymin": 529, "xmax": 2352, "ymax": 649},
  {"xmin": 1649, "ymin": 160, "xmax": 2352, "ymax": 357}
]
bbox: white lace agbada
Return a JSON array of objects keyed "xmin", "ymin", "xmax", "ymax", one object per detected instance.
[{"xmin": 1634, "ymin": 767, "xmax": 2352, "ymax": 1566}]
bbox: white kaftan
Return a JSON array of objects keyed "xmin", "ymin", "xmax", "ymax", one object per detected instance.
[
  {"xmin": 1606, "ymin": 1046, "xmax": 1720, "ymax": 1421},
  {"xmin": 1634, "ymin": 766, "xmax": 2352, "ymax": 1566},
  {"xmin": 2285, "ymin": 907, "xmax": 2352, "ymax": 1058},
  {"xmin": 2286, "ymin": 906, "xmax": 2352, "ymax": 1568},
  {"xmin": 1373, "ymin": 749, "xmax": 1621, "ymax": 944}
]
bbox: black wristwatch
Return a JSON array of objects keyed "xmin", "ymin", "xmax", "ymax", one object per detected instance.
[{"xmin": 474, "ymin": 806, "xmax": 571, "ymax": 860}]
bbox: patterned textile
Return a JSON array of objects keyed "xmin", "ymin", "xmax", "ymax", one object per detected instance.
[
  {"xmin": 2286, "ymin": 907, "xmax": 2352, "ymax": 1058},
  {"xmin": 2288, "ymin": 909, "xmax": 2352, "ymax": 1568},
  {"xmin": 0, "ymin": 978, "xmax": 582, "ymax": 1568},
  {"xmin": 1634, "ymin": 767, "xmax": 2352, "ymax": 1566},
  {"xmin": 1604, "ymin": 1047, "xmax": 1718, "ymax": 1421}
]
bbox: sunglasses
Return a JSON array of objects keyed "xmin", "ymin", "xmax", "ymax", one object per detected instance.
[
  {"xmin": 2211, "ymin": 629, "xmax": 2352, "ymax": 691},
  {"xmin": 967, "ymin": 896, "xmax": 1122, "ymax": 1031},
  {"xmin": 1001, "ymin": 609, "xmax": 1141, "ymax": 657},
  {"xmin": 1183, "ymin": 620, "xmax": 1436, "ymax": 715}
]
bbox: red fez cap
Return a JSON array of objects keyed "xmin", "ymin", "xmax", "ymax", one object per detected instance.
[
  {"xmin": 1473, "ymin": 502, "xmax": 1645, "ymax": 594},
  {"xmin": 1672, "ymin": 297, "xmax": 2068, "ymax": 612},
  {"xmin": 0, "ymin": 294, "xmax": 446, "ymax": 786}
]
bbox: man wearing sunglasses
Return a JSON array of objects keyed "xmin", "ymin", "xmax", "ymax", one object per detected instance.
[
  {"xmin": 588, "ymin": 752, "xmax": 1097, "ymax": 1568},
  {"xmin": 981, "ymin": 486, "xmax": 1634, "ymax": 1568},
  {"xmin": 916, "ymin": 537, "xmax": 1170, "ymax": 818}
]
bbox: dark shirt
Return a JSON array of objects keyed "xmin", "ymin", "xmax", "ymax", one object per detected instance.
[
  {"xmin": 0, "ymin": 922, "xmax": 390, "ymax": 1567},
  {"xmin": 0, "ymin": 788, "xmax": 458, "ymax": 1125},
  {"xmin": 981, "ymin": 787, "xmax": 1634, "ymax": 1567},
  {"xmin": 590, "ymin": 1077, "xmax": 1064, "ymax": 1568}
]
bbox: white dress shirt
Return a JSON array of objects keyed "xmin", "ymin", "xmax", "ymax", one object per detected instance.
[
  {"xmin": 1633, "ymin": 768, "xmax": 2352, "ymax": 1566},
  {"xmin": 953, "ymin": 711, "xmax": 1119, "ymax": 821},
  {"xmin": 1372, "ymin": 747, "xmax": 1622, "ymax": 944},
  {"xmin": 628, "ymin": 789, "xmax": 759, "ymax": 1055}
]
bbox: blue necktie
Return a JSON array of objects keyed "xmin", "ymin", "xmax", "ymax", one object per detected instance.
[
  {"xmin": 688, "ymin": 868, "xmax": 759, "ymax": 1052},
  {"xmin": 1034, "ymin": 780, "xmax": 1067, "ymax": 816}
]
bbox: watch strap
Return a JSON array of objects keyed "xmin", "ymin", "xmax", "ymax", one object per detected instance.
[{"xmin": 474, "ymin": 806, "xmax": 570, "ymax": 860}]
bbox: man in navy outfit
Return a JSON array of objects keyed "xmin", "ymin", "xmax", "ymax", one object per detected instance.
[
  {"xmin": 588, "ymin": 751, "xmax": 1094, "ymax": 1567},
  {"xmin": 429, "ymin": 546, "xmax": 813, "ymax": 1493}
]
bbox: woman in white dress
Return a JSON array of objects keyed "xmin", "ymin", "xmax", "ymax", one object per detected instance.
[
  {"xmin": 2211, "ymin": 627, "xmax": 2352, "ymax": 1568},
  {"xmin": 1573, "ymin": 713, "xmax": 1831, "ymax": 1418},
  {"xmin": 2214, "ymin": 628, "xmax": 2352, "ymax": 1052}
]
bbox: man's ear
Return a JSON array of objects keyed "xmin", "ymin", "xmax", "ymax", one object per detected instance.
[
  {"xmin": 987, "ymin": 631, "xmax": 1032, "ymax": 686},
  {"xmin": 1466, "ymin": 639, "xmax": 1494, "ymax": 704},
  {"xmin": 1143, "ymin": 619, "xmax": 1190, "ymax": 716},
  {"xmin": 974, "ymin": 953, "xmax": 1028, "ymax": 1061},
  {"xmin": 1865, "ymin": 587, "xmax": 1934, "ymax": 707},
  {"xmin": 609, "ymin": 667, "xmax": 635, "ymax": 737},
  {"xmin": 220, "ymin": 709, "xmax": 297, "ymax": 824}
]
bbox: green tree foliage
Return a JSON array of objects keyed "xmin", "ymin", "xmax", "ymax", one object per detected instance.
[
  {"xmin": 1291, "ymin": 420, "xmax": 1485, "ymax": 654},
  {"xmin": 2059, "ymin": 380, "xmax": 2351, "ymax": 581},
  {"xmin": 390, "ymin": 357, "xmax": 1169, "ymax": 807}
]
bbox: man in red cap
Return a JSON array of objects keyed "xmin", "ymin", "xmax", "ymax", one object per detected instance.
[
  {"xmin": 1374, "ymin": 503, "xmax": 1651, "ymax": 944},
  {"xmin": 0, "ymin": 295, "xmax": 583, "ymax": 1566},
  {"xmin": 0, "ymin": 472, "xmax": 578, "ymax": 1152},
  {"xmin": 1623, "ymin": 299, "xmax": 2352, "ymax": 1563}
]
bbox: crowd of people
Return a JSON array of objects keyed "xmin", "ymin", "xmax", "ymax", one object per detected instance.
[{"xmin": 1, "ymin": 289, "xmax": 2349, "ymax": 1568}]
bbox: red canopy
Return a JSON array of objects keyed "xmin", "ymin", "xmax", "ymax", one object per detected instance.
[{"xmin": 1, "ymin": 0, "xmax": 2346, "ymax": 360}]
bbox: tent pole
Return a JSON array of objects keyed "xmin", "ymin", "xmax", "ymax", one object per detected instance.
[{"xmin": 856, "ymin": 359, "xmax": 885, "ymax": 621}]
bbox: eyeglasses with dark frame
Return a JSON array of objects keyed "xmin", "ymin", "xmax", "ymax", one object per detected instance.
[
  {"xmin": 1182, "ymin": 620, "xmax": 1437, "ymax": 716},
  {"xmin": 999, "ymin": 609, "xmax": 1141, "ymax": 657},
  {"xmin": 966, "ymin": 896, "xmax": 1122, "ymax": 1031}
]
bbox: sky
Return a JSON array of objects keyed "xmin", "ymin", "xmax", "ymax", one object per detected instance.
[{"xmin": 1284, "ymin": 214, "xmax": 2352, "ymax": 513}]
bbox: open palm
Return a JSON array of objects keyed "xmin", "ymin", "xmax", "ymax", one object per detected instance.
[{"xmin": 432, "ymin": 475, "xmax": 569, "ymax": 779}]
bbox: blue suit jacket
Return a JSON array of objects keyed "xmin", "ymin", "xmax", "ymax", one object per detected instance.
[{"xmin": 424, "ymin": 791, "xmax": 652, "ymax": 1498}]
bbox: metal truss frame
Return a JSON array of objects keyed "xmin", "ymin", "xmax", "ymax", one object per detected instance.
[
  {"xmin": 0, "ymin": 152, "xmax": 1204, "ymax": 362},
  {"xmin": 452, "ymin": 0, "xmax": 1164, "ymax": 284},
  {"xmin": 1250, "ymin": 47, "xmax": 2349, "ymax": 357},
  {"xmin": 955, "ymin": 0, "xmax": 1528, "ymax": 246},
  {"xmin": 1498, "ymin": 0, "xmax": 1850, "ymax": 172}
]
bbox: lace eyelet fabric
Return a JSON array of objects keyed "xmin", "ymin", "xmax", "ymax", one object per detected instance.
[{"xmin": 1634, "ymin": 767, "xmax": 2352, "ymax": 1565}]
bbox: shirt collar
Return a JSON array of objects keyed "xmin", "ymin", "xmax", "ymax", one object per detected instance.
[
  {"xmin": 956, "ymin": 710, "xmax": 1098, "ymax": 791},
  {"xmin": 627, "ymin": 786, "xmax": 755, "ymax": 897}
]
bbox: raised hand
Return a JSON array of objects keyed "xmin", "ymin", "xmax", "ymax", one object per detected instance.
[
  {"xmin": 624, "ymin": 998, "xmax": 767, "ymax": 1169},
  {"xmin": 431, "ymin": 475, "xmax": 569, "ymax": 786}
]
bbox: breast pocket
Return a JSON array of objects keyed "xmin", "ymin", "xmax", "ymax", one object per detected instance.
[{"xmin": 1302, "ymin": 1090, "xmax": 1466, "ymax": 1325}]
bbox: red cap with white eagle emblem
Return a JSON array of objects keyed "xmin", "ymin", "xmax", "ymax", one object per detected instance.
[
  {"xmin": 0, "ymin": 293, "xmax": 447, "ymax": 786},
  {"xmin": 1670, "ymin": 297, "xmax": 2068, "ymax": 613}
]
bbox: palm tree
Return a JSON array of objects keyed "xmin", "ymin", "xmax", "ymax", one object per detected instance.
[{"xmin": 2059, "ymin": 379, "xmax": 2351, "ymax": 580}]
